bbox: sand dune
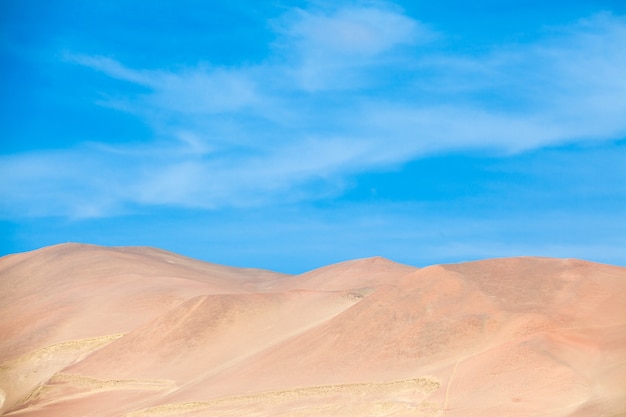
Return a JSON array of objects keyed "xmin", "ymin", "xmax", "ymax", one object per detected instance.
[{"xmin": 1, "ymin": 244, "xmax": 625, "ymax": 416}]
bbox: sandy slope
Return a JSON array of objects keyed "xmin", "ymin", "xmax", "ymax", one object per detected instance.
[{"xmin": 1, "ymin": 244, "xmax": 625, "ymax": 416}]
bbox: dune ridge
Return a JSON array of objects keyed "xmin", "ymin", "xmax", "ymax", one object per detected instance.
[{"xmin": 1, "ymin": 244, "xmax": 625, "ymax": 416}]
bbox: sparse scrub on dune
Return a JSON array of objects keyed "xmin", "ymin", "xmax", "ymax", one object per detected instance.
[
  {"xmin": 123, "ymin": 377, "xmax": 441, "ymax": 417},
  {"xmin": 0, "ymin": 334, "xmax": 125, "ymax": 413}
]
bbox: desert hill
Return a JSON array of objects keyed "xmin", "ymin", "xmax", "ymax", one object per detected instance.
[{"xmin": 1, "ymin": 243, "xmax": 625, "ymax": 416}]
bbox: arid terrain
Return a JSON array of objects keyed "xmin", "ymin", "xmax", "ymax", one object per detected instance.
[{"xmin": 1, "ymin": 243, "xmax": 625, "ymax": 416}]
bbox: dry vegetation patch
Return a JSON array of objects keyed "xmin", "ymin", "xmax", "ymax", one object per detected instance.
[{"xmin": 124, "ymin": 377, "xmax": 440, "ymax": 417}]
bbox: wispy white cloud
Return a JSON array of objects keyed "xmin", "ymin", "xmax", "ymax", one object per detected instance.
[
  {"xmin": 0, "ymin": 148, "xmax": 128, "ymax": 218},
  {"xmin": 282, "ymin": 6, "xmax": 423, "ymax": 56},
  {"xmin": 68, "ymin": 54, "xmax": 260, "ymax": 115},
  {"xmin": 274, "ymin": 5, "xmax": 431, "ymax": 91},
  {"xmin": 2, "ymin": 5, "xmax": 626, "ymax": 218}
]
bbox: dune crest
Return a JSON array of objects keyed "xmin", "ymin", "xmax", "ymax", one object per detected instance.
[{"xmin": 1, "ymin": 245, "xmax": 625, "ymax": 416}]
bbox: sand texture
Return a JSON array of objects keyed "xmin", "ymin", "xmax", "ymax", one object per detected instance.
[{"xmin": 1, "ymin": 243, "xmax": 625, "ymax": 416}]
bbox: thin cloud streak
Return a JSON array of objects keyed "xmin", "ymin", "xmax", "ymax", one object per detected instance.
[
  {"xmin": 274, "ymin": 5, "xmax": 431, "ymax": 91},
  {"xmin": 2, "ymin": 7, "xmax": 626, "ymax": 218}
]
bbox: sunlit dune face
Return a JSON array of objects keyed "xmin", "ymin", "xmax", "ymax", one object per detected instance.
[{"xmin": 1, "ymin": 244, "xmax": 625, "ymax": 416}]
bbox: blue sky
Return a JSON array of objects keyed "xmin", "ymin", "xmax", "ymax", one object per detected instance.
[{"xmin": 2, "ymin": 0, "xmax": 625, "ymax": 273}]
